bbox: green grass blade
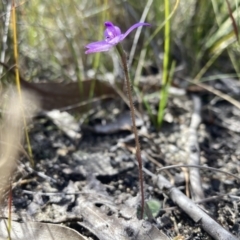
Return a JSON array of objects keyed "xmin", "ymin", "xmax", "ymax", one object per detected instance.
[{"xmin": 157, "ymin": 0, "xmax": 170, "ymax": 127}]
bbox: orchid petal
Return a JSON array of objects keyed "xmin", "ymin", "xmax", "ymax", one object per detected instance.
[
  {"xmin": 84, "ymin": 21, "xmax": 150, "ymax": 54},
  {"xmin": 120, "ymin": 22, "xmax": 151, "ymax": 41},
  {"xmin": 104, "ymin": 22, "xmax": 120, "ymax": 38},
  {"xmin": 108, "ymin": 35, "xmax": 122, "ymax": 45},
  {"xmin": 85, "ymin": 42, "xmax": 113, "ymax": 54},
  {"xmin": 104, "ymin": 23, "xmax": 121, "ymax": 39},
  {"xmin": 85, "ymin": 40, "xmax": 108, "ymax": 49}
]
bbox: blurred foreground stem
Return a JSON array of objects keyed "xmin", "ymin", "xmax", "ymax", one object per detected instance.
[{"xmin": 11, "ymin": 1, "xmax": 34, "ymax": 166}]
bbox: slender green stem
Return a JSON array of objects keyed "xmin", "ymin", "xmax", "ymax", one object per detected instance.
[{"xmin": 116, "ymin": 44, "xmax": 145, "ymax": 219}]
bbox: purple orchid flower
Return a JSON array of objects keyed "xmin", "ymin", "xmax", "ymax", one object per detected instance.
[{"xmin": 85, "ymin": 21, "xmax": 150, "ymax": 54}]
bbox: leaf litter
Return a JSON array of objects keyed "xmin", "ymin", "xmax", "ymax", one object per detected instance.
[{"xmin": 0, "ymin": 75, "xmax": 240, "ymax": 239}]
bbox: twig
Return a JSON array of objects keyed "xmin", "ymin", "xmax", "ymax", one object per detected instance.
[
  {"xmin": 22, "ymin": 190, "xmax": 82, "ymax": 196},
  {"xmin": 153, "ymin": 173, "xmax": 238, "ymax": 240},
  {"xmin": 188, "ymin": 95, "xmax": 205, "ymax": 202},
  {"xmin": 19, "ymin": 163, "xmax": 57, "ymax": 183},
  {"xmin": 157, "ymin": 164, "xmax": 240, "ymax": 182},
  {"xmin": 160, "ymin": 192, "xmax": 240, "ymax": 212},
  {"xmin": 188, "ymin": 80, "xmax": 240, "ymax": 110}
]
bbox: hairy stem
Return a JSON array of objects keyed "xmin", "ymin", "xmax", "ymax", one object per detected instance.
[{"xmin": 116, "ymin": 44, "xmax": 144, "ymax": 219}]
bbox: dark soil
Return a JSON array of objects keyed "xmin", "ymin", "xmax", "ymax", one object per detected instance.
[{"xmin": 8, "ymin": 78, "xmax": 240, "ymax": 239}]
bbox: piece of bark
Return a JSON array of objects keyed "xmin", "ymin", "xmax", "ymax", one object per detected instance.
[
  {"xmin": 74, "ymin": 194, "xmax": 170, "ymax": 240},
  {"xmin": 64, "ymin": 176, "xmax": 169, "ymax": 240}
]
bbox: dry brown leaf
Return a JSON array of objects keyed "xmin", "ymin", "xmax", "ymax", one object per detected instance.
[
  {"xmin": 20, "ymin": 79, "xmax": 119, "ymax": 112},
  {"xmin": 0, "ymin": 220, "xmax": 87, "ymax": 240}
]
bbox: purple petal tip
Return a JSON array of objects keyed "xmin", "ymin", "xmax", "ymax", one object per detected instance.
[{"xmin": 85, "ymin": 21, "xmax": 151, "ymax": 54}]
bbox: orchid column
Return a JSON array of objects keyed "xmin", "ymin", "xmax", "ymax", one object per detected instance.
[{"xmin": 85, "ymin": 21, "xmax": 150, "ymax": 219}]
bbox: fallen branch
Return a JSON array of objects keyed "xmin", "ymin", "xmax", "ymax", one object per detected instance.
[
  {"xmin": 188, "ymin": 95, "xmax": 205, "ymax": 202},
  {"xmin": 152, "ymin": 172, "xmax": 238, "ymax": 240}
]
